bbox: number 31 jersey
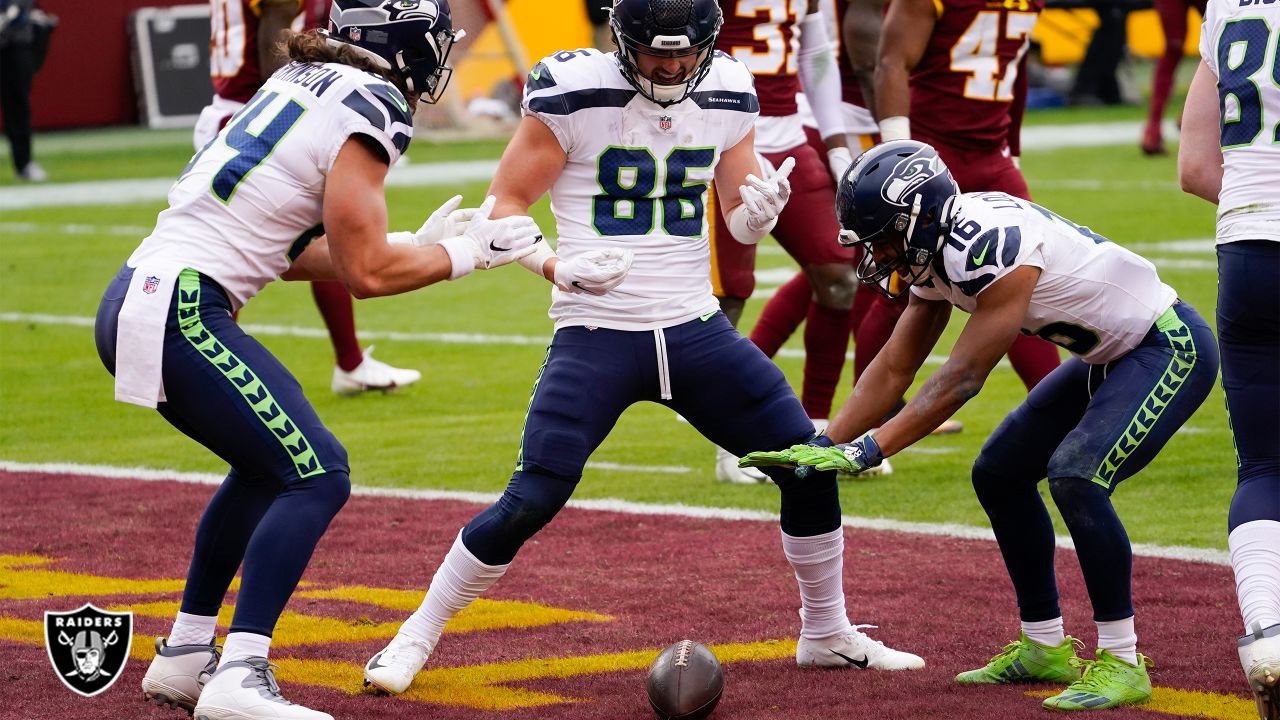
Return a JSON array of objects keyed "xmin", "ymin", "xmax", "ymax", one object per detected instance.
[
  {"xmin": 912, "ymin": 192, "xmax": 1177, "ymax": 364},
  {"xmin": 1199, "ymin": 0, "xmax": 1280, "ymax": 245},
  {"xmin": 129, "ymin": 62, "xmax": 412, "ymax": 310},
  {"xmin": 522, "ymin": 49, "xmax": 760, "ymax": 330}
]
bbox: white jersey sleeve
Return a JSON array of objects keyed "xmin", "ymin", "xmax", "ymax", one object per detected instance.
[
  {"xmin": 127, "ymin": 63, "xmax": 413, "ymax": 310},
  {"xmin": 1198, "ymin": 0, "xmax": 1280, "ymax": 244},
  {"xmin": 920, "ymin": 192, "xmax": 1177, "ymax": 364},
  {"xmin": 519, "ymin": 50, "xmax": 761, "ymax": 330}
]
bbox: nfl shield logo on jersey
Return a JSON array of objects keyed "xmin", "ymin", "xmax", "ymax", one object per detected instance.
[
  {"xmin": 349, "ymin": 26, "xmax": 362, "ymax": 41},
  {"xmin": 142, "ymin": 275, "xmax": 160, "ymax": 294},
  {"xmin": 658, "ymin": 115, "xmax": 672, "ymax": 132},
  {"xmin": 44, "ymin": 604, "xmax": 133, "ymax": 697}
]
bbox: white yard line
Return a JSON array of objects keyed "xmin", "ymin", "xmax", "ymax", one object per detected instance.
[{"xmin": 0, "ymin": 459, "xmax": 1229, "ymax": 565}]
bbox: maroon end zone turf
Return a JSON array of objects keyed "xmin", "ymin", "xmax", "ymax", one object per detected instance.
[{"xmin": 0, "ymin": 470, "xmax": 1252, "ymax": 720}]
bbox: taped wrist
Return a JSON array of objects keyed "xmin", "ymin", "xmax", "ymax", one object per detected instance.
[
  {"xmin": 516, "ymin": 241, "xmax": 557, "ymax": 277},
  {"xmin": 878, "ymin": 115, "xmax": 910, "ymax": 142},
  {"xmin": 728, "ymin": 203, "xmax": 776, "ymax": 245},
  {"xmin": 437, "ymin": 236, "xmax": 477, "ymax": 280},
  {"xmin": 387, "ymin": 231, "xmax": 417, "ymax": 246}
]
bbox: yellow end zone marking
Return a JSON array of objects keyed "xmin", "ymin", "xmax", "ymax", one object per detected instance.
[
  {"xmin": 277, "ymin": 639, "xmax": 798, "ymax": 710},
  {"xmin": 0, "ymin": 554, "xmax": 187, "ymax": 599},
  {"xmin": 1025, "ymin": 687, "xmax": 1257, "ymax": 719}
]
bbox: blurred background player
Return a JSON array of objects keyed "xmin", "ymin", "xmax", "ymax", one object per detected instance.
[
  {"xmin": 709, "ymin": 0, "xmax": 857, "ymax": 482},
  {"xmin": 104, "ymin": 2, "xmax": 546, "ymax": 718},
  {"xmin": 363, "ymin": 0, "xmax": 924, "ymax": 691},
  {"xmin": 1178, "ymin": 0, "xmax": 1280, "ymax": 714},
  {"xmin": 872, "ymin": 0, "xmax": 1062, "ymax": 391},
  {"xmin": 0, "ymin": 0, "xmax": 51, "ymax": 181},
  {"xmin": 196, "ymin": 0, "xmax": 422, "ymax": 396},
  {"xmin": 1140, "ymin": 0, "xmax": 1204, "ymax": 156},
  {"xmin": 745, "ymin": 140, "xmax": 1218, "ymax": 711}
]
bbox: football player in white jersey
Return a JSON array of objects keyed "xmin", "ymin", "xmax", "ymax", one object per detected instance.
[
  {"xmin": 362, "ymin": 0, "xmax": 925, "ymax": 696},
  {"xmin": 743, "ymin": 141, "xmax": 1220, "ymax": 711},
  {"xmin": 94, "ymin": 3, "xmax": 544, "ymax": 719},
  {"xmin": 1179, "ymin": 0, "xmax": 1280, "ymax": 714}
]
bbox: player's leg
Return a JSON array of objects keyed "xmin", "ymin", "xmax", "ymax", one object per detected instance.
[
  {"xmin": 669, "ymin": 313, "xmax": 922, "ymax": 671},
  {"xmin": 317, "ymin": 280, "xmax": 422, "ymax": 396},
  {"xmin": 958, "ymin": 359, "xmax": 1089, "ymax": 686},
  {"xmin": 1219, "ymin": 241, "xmax": 1280, "ymax": 719},
  {"xmin": 366, "ymin": 326, "xmax": 643, "ymax": 693},
  {"xmin": 1143, "ymin": 0, "xmax": 1188, "ymax": 156},
  {"xmin": 750, "ymin": 272, "xmax": 812, "ymax": 357},
  {"xmin": 766, "ymin": 143, "xmax": 859, "ymax": 422},
  {"xmin": 1041, "ymin": 302, "xmax": 1218, "ymax": 711}
]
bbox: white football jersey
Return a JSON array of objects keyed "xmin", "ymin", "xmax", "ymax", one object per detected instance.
[
  {"xmin": 522, "ymin": 49, "xmax": 760, "ymax": 330},
  {"xmin": 912, "ymin": 192, "xmax": 1178, "ymax": 364},
  {"xmin": 1199, "ymin": 0, "xmax": 1280, "ymax": 244},
  {"xmin": 129, "ymin": 62, "xmax": 413, "ymax": 310}
]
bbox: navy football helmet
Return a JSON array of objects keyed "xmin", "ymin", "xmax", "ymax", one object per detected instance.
[
  {"xmin": 835, "ymin": 140, "xmax": 960, "ymax": 298},
  {"xmin": 610, "ymin": 0, "xmax": 722, "ymax": 106},
  {"xmin": 325, "ymin": 0, "xmax": 462, "ymax": 103}
]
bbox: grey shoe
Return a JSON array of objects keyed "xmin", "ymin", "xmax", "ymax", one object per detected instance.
[
  {"xmin": 1239, "ymin": 624, "xmax": 1280, "ymax": 720},
  {"xmin": 193, "ymin": 657, "xmax": 332, "ymax": 720},
  {"xmin": 142, "ymin": 636, "xmax": 220, "ymax": 715}
]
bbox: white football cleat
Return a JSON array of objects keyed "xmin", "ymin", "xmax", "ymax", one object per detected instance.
[
  {"xmin": 331, "ymin": 346, "xmax": 421, "ymax": 396},
  {"xmin": 714, "ymin": 446, "xmax": 770, "ymax": 485},
  {"xmin": 1239, "ymin": 623, "xmax": 1280, "ymax": 720},
  {"xmin": 142, "ymin": 636, "xmax": 220, "ymax": 714},
  {"xmin": 364, "ymin": 636, "xmax": 432, "ymax": 695},
  {"xmin": 193, "ymin": 658, "xmax": 331, "ymax": 720},
  {"xmin": 797, "ymin": 625, "xmax": 925, "ymax": 671}
]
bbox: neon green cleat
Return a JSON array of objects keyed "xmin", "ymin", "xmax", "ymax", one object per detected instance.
[
  {"xmin": 1042, "ymin": 650, "xmax": 1154, "ymax": 711},
  {"xmin": 955, "ymin": 632, "xmax": 1082, "ymax": 685}
]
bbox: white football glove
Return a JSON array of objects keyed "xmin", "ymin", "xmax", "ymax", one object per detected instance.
[
  {"xmin": 553, "ymin": 249, "xmax": 634, "ymax": 295},
  {"xmin": 827, "ymin": 146, "xmax": 853, "ymax": 184},
  {"xmin": 738, "ymin": 156, "xmax": 795, "ymax": 232},
  {"xmin": 438, "ymin": 196, "xmax": 544, "ymax": 279},
  {"xmin": 387, "ymin": 195, "xmax": 482, "ymax": 247}
]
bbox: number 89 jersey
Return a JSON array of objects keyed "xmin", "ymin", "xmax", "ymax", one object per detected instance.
[
  {"xmin": 912, "ymin": 192, "xmax": 1177, "ymax": 364},
  {"xmin": 129, "ymin": 62, "xmax": 412, "ymax": 311},
  {"xmin": 1199, "ymin": 0, "xmax": 1280, "ymax": 245},
  {"xmin": 522, "ymin": 49, "xmax": 760, "ymax": 331}
]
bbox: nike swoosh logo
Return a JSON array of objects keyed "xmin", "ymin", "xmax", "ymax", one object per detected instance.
[
  {"xmin": 571, "ymin": 281, "xmax": 589, "ymax": 292},
  {"xmin": 392, "ymin": 95, "xmax": 409, "ymax": 113},
  {"xmin": 489, "ymin": 241, "xmax": 512, "ymax": 252},
  {"xmin": 530, "ymin": 68, "xmax": 541, "ymax": 81},
  {"xmin": 973, "ymin": 242, "xmax": 990, "ymax": 266},
  {"xmin": 830, "ymin": 650, "xmax": 869, "ymax": 668},
  {"xmin": 366, "ymin": 653, "xmax": 387, "ymax": 671}
]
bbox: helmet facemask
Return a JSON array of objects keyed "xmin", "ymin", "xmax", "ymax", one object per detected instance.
[
  {"xmin": 841, "ymin": 194, "xmax": 947, "ymax": 299},
  {"xmin": 609, "ymin": 0, "xmax": 722, "ymax": 107},
  {"xmin": 613, "ymin": 32, "xmax": 716, "ymax": 105}
]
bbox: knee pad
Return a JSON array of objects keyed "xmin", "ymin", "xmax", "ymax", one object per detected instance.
[
  {"xmin": 306, "ymin": 469, "xmax": 351, "ymax": 516},
  {"xmin": 463, "ymin": 471, "xmax": 576, "ymax": 565},
  {"xmin": 808, "ymin": 265, "xmax": 859, "ymax": 310},
  {"xmin": 1047, "ymin": 476, "xmax": 1110, "ymax": 522}
]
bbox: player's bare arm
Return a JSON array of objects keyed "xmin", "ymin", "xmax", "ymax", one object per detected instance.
[
  {"xmin": 1177, "ymin": 60, "xmax": 1223, "ymax": 204},
  {"xmin": 825, "ymin": 292, "xmax": 952, "ymax": 443},
  {"xmin": 487, "ymin": 114, "xmax": 567, "ymax": 280},
  {"xmin": 844, "ymin": 0, "xmax": 887, "ymax": 118},
  {"xmin": 871, "ymin": 264, "xmax": 1039, "ymax": 456},
  {"xmin": 258, "ymin": 0, "xmax": 301, "ymax": 80},
  {"xmin": 873, "ymin": 0, "xmax": 935, "ymax": 135}
]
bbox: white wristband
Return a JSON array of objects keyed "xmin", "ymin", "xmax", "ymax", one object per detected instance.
[
  {"xmin": 387, "ymin": 231, "xmax": 416, "ymax": 246},
  {"xmin": 437, "ymin": 236, "xmax": 476, "ymax": 280},
  {"xmin": 516, "ymin": 241, "xmax": 557, "ymax": 276},
  {"xmin": 878, "ymin": 116, "xmax": 911, "ymax": 142},
  {"xmin": 727, "ymin": 203, "xmax": 775, "ymax": 246}
]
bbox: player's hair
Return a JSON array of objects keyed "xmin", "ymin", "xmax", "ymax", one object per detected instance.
[{"xmin": 282, "ymin": 30, "xmax": 410, "ymax": 97}]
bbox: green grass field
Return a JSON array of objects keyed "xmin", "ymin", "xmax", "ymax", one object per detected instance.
[{"xmin": 0, "ymin": 117, "xmax": 1234, "ymax": 551}]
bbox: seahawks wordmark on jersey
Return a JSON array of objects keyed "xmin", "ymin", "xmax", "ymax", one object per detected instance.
[
  {"xmin": 522, "ymin": 49, "xmax": 760, "ymax": 330},
  {"xmin": 913, "ymin": 192, "xmax": 1177, "ymax": 364},
  {"xmin": 130, "ymin": 62, "xmax": 413, "ymax": 311},
  {"xmin": 1199, "ymin": 0, "xmax": 1280, "ymax": 244}
]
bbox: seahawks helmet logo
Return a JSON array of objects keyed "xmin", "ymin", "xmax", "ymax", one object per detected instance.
[{"xmin": 881, "ymin": 150, "xmax": 943, "ymax": 206}]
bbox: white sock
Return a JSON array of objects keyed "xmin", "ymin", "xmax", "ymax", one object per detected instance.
[
  {"xmin": 1230, "ymin": 520, "xmax": 1280, "ymax": 633},
  {"xmin": 397, "ymin": 531, "xmax": 510, "ymax": 650},
  {"xmin": 168, "ymin": 612, "xmax": 218, "ymax": 647},
  {"xmin": 782, "ymin": 527, "xmax": 849, "ymax": 640},
  {"xmin": 1096, "ymin": 617, "xmax": 1138, "ymax": 666},
  {"xmin": 222, "ymin": 632, "xmax": 271, "ymax": 663},
  {"xmin": 1021, "ymin": 617, "xmax": 1065, "ymax": 648}
]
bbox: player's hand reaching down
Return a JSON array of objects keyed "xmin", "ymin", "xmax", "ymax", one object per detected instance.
[
  {"xmin": 438, "ymin": 195, "xmax": 544, "ymax": 278},
  {"xmin": 553, "ymin": 249, "xmax": 634, "ymax": 295},
  {"xmin": 739, "ymin": 434, "xmax": 884, "ymax": 477},
  {"xmin": 739, "ymin": 155, "xmax": 795, "ymax": 231}
]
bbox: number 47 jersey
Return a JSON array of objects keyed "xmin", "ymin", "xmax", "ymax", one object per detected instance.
[
  {"xmin": 522, "ymin": 49, "xmax": 760, "ymax": 331},
  {"xmin": 129, "ymin": 62, "xmax": 413, "ymax": 311},
  {"xmin": 912, "ymin": 192, "xmax": 1178, "ymax": 364}
]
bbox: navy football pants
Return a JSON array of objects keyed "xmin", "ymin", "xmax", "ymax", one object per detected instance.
[
  {"xmin": 1219, "ymin": 241, "xmax": 1280, "ymax": 530},
  {"xmin": 972, "ymin": 302, "xmax": 1218, "ymax": 622},
  {"xmin": 95, "ymin": 266, "xmax": 350, "ymax": 637},
  {"xmin": 461, "ymin": 312, "xmax": 840, "ymax": 565}
]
